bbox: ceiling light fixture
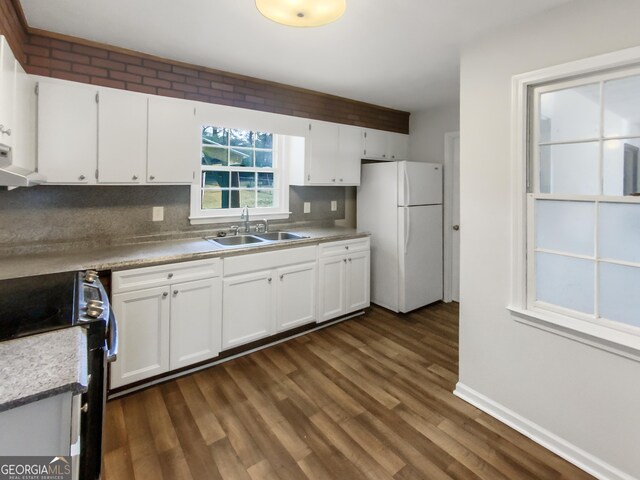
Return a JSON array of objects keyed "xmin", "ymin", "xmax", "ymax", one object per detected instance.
[{"xmin": 255, "ymin": 0, "xmax": 346, "ymax": 27}]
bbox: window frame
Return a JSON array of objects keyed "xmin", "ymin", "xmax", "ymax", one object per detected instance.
[
  {"xmin": 189, "ymin": 126, "xmax": 290, "ymax": 224},
  {"xmin": 509, "ymin": 46, "xmax": 640, "ymax": 361}
]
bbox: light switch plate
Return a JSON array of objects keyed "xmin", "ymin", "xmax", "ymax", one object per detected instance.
[
  {"xmin": 152, "ymin": 206, "xmax": 164, "ymax": 222},
  {"xmin": 331, "ymin": 200, "xmax": 337, "ymax": 211},
  {"xmin": 304, "ymin": 202, "xmax": 311, "ymax": 214}
]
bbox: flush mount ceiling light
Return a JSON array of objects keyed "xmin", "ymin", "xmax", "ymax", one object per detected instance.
[{"xmin": 255, "ymin": 0, "xmax": 346, "ymax": 27}]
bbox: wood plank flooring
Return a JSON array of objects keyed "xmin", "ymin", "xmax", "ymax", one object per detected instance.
[{"xmin": 103, "ymin": 303, "xmax": 594, "ymax": 480}]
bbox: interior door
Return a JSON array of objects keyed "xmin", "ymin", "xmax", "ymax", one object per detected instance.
[
  {"xmin": 398, "ymin": 205, "xmax": 443, "ymax": 312},
  {"xmin": 398, "ymin": 162, "xmax": 443, "ymax": 206}
]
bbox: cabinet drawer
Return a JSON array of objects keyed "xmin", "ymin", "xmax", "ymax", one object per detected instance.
[
  {"xmin": 112, "ymin": 258, "xmax": 222, "ymax": 294},
  {"xmin": 224, "ymin": 245, "xmax": 316, "ymax": 276},
  {"xmin": 318, "ymin": 238, "xmax": 370, "ymax": 258}
]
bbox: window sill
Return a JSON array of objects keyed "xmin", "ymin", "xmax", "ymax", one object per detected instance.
[
  {"xmin": 189, "ymin": 212, "xmax": 291, "ymax": 225},
  {"xmin": 507, "ymin": 305, "xmax": 640, "ymax": 363}
]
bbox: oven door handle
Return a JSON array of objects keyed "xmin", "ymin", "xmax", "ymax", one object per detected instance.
[{"xmin": 106, "ymin": 312, "xmax": 118, "ymax": 363}]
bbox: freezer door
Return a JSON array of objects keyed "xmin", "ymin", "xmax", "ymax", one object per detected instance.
[
  {"xmin": 397, "ymin": 161, "xmax": 443, "ymax": 206},
  {"xmin": 398, "ymin": 205, "xmax": 443, "ymax": 312}
]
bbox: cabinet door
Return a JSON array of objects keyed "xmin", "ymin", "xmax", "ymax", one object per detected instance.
[
  {"xmin": 13, "ymin": 61, "xmax": 36, "ymax": 172},
  {"xmin": 338, "ymin": 124, "xmax": 362, "ymax": 185},
  {"xmin": 38, "ymin": 81, "xmax": 97, "ymax": 184},
  {"xmin": 318, "ymin": 255, "xmax": 346, "ymax": 323},
  {"xmin": 0, "ymin": 38, "xmax": 16, "ymax": 147},
  {"xmin": 98, "ymin": 88, "xmax": 147, "ymax": 183},
  {"xmin": 362, "ymin": 128, "xmax": 388, "ymax": 160},
  {"xmin": 388, "ymin": 132, "xmax": 409, "ymax": 161},
  {"xmin": 110, "ymin": 287, "xmax": 170, "ymax": 388},
  {"xmin": 170, "ymin": 277, "xmax": 222, "ymax": 370},
  {"xmin": 222, "ymin": 270, "xmax": 274, "ymax": 349},
  {"xmin": 346, "ymin": 251, "xmax": 370, "ymax": 313},
  {"xmin": 308, "ymin": 121, "xmax": 339, "ymax": 184},
  {"xmin": 147, "ymin": 96, "xmax": 197, "ymax": 184},
  {"xmin": 276, "ymin": 262, "xmax": 316, "ymax": 332}
]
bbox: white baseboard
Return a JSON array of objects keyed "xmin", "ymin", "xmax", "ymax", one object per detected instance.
[{"xmin": 454, "ymin": 383, "xmax": 635, "ymax": 480}]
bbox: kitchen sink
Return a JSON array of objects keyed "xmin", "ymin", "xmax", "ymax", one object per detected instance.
[
  {"xmin": 205, "ymin": 235, "xmax": 266, "ymax": 247},
  {"xmin": 254, "ymin": 232, "xmax": 308, "ymax": 241}
]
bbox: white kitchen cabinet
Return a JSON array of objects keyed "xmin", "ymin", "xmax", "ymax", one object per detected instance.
[
  {"xmin": 276, "ymin": 261, "xmax": 317, "ymax": 332},
  {"xmin": 318, "ymin": 238, "xmax": 370, "ymax": 323},
  {"xmin": 0, "ymin": 37, "xmax": 16, "ymax": 148},
  {"xmin": 147, "ymin": 95, "xmax": 197, "ymax": 184},
  {"xmin": 362, "ymin": 128, "xmax": 409, "ymax": 161},
  {"xmin": 222, "ymin": 246, "xmax": 317, "ymax": 349},
  {"xmin": 110, "ymin": 286, "xmax": 170, "ymax": 388},
  {"xmin": 222, "ymin": 269, "xmax": 274, "ymax": 349},
  {"xmin": 13, "ymin": 61, "xmax": 36, "ymax": 172},
  {"xmin": 98, "ymin": 88, "xmax": 147, "ymax": 183},
  {"xmin": 111, "ymin": 258, "xmax": 222, "ymax": 388},
  {"xmin": 37, "ymin": 81, "xmax": 97, "ymax": 184},
  {"xmin": 289, "ymin": 120, "xmax": 362, "ymax": 186}
]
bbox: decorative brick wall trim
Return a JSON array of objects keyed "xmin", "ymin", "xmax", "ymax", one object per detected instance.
[{"xmin": 0, "ymin": 0, "xmax": 410, "ymax": 133}]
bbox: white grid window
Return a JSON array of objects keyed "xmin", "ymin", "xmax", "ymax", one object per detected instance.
[{"xmin": 528, "ymin": 68, "xmax": 640, "ymax": 335}]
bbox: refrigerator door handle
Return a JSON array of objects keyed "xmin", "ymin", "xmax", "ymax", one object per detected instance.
[
  {"xmin": 403, "ymin": 164, "xmax": 410, "ymax": 205},
  {"xmin": 404, "ymin": 208, "xmax": 410, "ymax": 255}
]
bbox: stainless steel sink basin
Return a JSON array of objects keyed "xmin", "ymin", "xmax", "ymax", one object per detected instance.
[
  {"xmin": 254, "ymin": 232, "xmax": 308, "ymax": 241},
  {"xmin": 206, "ymin": 235, "xmax": 266, "ymax": 247}
]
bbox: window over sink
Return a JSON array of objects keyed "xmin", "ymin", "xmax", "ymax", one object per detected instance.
[{"xmin": 190, "ymin": 125, "xmax": 290, "ymax": 224}]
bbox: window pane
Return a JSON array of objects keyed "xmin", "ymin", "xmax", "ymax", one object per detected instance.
[
  {"xmin": 229, "ymin": 190, "xmax": 255, "ymax": 208},
  {"xmin": 539, "ymin": 84, "xmax": 600, "ymax": 143},
  {"xmin": 255, "ymin": 132, "xmax": 273, "ymax": 149},
  {"xmin": 202, "ymin": 126, "xmax": 228, "ymax": 146},
  {"xmin": 599, "ymin": 202, "xmax": 640, "ymax": 263},
  {"xmin": 535, "ymin": 200, "xmax": 594, "ymax": 256},
  {"xmin": 256, "ymin": 151, "xmax": 273, "ymax": 168},
  {"xmin": 230, "ymin": 129, "xmax": 253, "ymax": 147},
  {"xmin": 603, "ymin": 139, "xmax": 640, "ymax": 196},
  {"xmin": 258, "ymin": 189, "xmax": 275, "ymax": 207},
  {"xmin": 539, "ymin": 142, "xmax": 599, "ymax": 194},
  {"xmin": 599, "ymin": 262, "xmax": 640, "ymax": 328},
  {"xmin": 230, "ymin": 148, "xmax": 254, "ymax": 167},
  {"xmin": 231, "ymin": 172, "xmax": 255, "ymax": 188},
  {"xmin": 203, "ymin": 171, "xmax": 229, "ymax": 188},
  {"xmin": 202, "ymin": 190, "xmax": 229, "ymax": 209},
  {"xmin": 202, "ymin": 147, "xmax": 228, "ymax": 166},
  {"xmin": 257, "ymin": 172, "xmax": 274, "ymax": 188},
  {"xmin": 536, "ymin": 252, "xmax": 594, "ymax": 314},
  {"xmin": 603, "ymin": 75, "xmax": 640, "ymax": 138}
]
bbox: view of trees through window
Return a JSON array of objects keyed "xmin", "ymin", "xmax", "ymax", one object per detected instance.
[{"xmin": 200, "ymin": 126, "xmax": 276, "ymax": 210}]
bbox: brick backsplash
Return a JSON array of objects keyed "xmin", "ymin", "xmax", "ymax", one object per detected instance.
[{"xmin": 1, "ymin": 1, "xmax": 409, "ymax": 134}]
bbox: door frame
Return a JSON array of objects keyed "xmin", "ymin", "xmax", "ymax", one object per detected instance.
[{"xmin": 443, "ymin": 131, "xmax": 460, "ymax": 303}]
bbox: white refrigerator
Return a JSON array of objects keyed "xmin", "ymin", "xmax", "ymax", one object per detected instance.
[{"xmin": 357, "ymin": 161, "xmax": 443, "ymax": 313}]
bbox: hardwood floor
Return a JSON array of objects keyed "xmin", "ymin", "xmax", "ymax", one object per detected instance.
[{"xmin": 103, "ymin": 303, "xmax": 594, "ymax": 480}]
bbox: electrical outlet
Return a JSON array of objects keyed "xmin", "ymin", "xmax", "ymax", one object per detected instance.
[
  {"xmin": 152, "ymin": 206, "xmax": 164, "ymax": 222},
  {"xmin": 304, "ymin": 202, "xmax": 311, "ymax": 214},
  {"xmin": 331, "ymin": 200, "xmax": 337, "ymax": 211}
]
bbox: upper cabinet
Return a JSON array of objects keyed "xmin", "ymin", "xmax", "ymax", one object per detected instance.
[
  {"xmin": 362, "ymin": 128, "xmax": 409, "ymax": 161},
  {"xmin": 37, "ymin": 77, "xmax": 196, "ymax": 185},
  {"xmin": 37, "ymin": 81, "xmax": 97, "ymax": 184},
  {"xmin": 0, "ymin": 37, "xmax": 16, "ymax": 148},
  {"xmin": 98, "ymin": 89, "xmax": 147, "ymax": 184},
  {"xmin": 289, "ymin": 120, "xmax": 363, "ymax": 186},
  {"xmin": 147, "ymin": 96, "xmax": 198, "ymax": 184}
]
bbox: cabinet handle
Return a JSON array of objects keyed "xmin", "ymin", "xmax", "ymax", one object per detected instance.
[
  {"xmin": 382, "ymin": 154, "xmax": 387, "ymax": 158},
  {"xmin": 0, "ymin": 125, "xmax": 11, "ymax": 136},
  {"xmin": 343, "ymin": 258, "xmax": 347, "ymax": 263},
  {"xmin": 268, "ymin": 277, "xmax": 272, "ymax": 283},
  {"xmin": 392, "ymin": 155, "xmax": 395, "ymax": 159},
  {"xmin": 332, "ymin": 178, "xmax": 336, "ymax": 182},
  {"xmin": 173, "ymin": 290, "xmax": 179, "ymax": 295},
  {"xmin": 79, "ymin": 175, "xmax": 86, "ymax": 181},
  {"xmin": 167, "ymin": 273, "xmax": 173, "ymax": 279},
  {"xmin": 345, "ymin": 245, "xmax": 349, "ymax": 250},
  {"xmin": 348, "ymin": 258, "xmax": 352, "ymax": 262},
  {"xmin": 162, "ymin": 292, "xmax": 168, "ymax": 298},
  {"xmin": 132, "ymin": 175, "xmax": 138, "ymax": 180},
  {"xmin": 340, "ymin": 178, "xmax": 343, "ymax": 182},
  {"xmin": 280, "ymin": 274, "xmax": 284, "ymax": 280},
  {"xmin": 149, "ymin": 175, "xmax": 155, "ymax": 180},
  {"xmin": 80, "ymin": 403, "xmax": 89, "ymax": 413}
]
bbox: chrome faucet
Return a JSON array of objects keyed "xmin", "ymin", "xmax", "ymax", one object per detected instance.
[
  {"xmin": 262, "ymin": 218, "xmax": 269, "ymax": 233},
  {"xmin": 241, "ymin": 206, "xmax": 250, "ymax": 233}
]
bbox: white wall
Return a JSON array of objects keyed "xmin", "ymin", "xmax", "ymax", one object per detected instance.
[
  {"xmin": 459, "ymin": 1, "xmax": 640, "ymax": 479},
  {"xmin": 408, "ymin": 103, "xmax": 459, "ymax": 163}
]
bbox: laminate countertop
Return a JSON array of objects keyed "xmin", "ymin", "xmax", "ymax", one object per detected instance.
[
  {"xmin": 0, "ymin": 227, "xmax": 369, "ymax": 280},
  {"xmin": 0, "ymin": 327, "xmax": 88, "ymax": 412}
]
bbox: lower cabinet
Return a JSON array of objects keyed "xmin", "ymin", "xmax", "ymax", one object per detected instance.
[
  {"xmin": 110, "ymin": 259, "xmax": 222, "ymax": 389},
  {"xmin": 222, "ymin": 246, "xmax": 317, "ymax": 350},
  {"xmin": 318, "ymin": 238, "xmax": 371, "ymax": 323}
]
